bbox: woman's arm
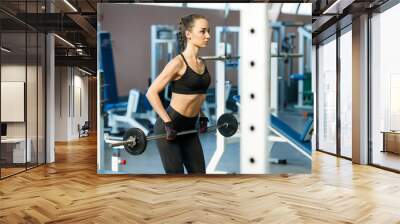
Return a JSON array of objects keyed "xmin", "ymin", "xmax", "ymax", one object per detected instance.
[
  {"xmin": 198, "ymin": 108, "xmax": 209, "ymax": 133},
  {"xmin": 146, "ymin": 58, "xmax": 182, "ymax": 123}
]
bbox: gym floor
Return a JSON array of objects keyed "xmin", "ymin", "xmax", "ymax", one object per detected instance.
[{"xmin": 104, "ymin": 110, "xmax": 311, "ymax": 174}]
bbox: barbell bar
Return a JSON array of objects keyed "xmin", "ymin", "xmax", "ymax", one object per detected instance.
[
  {"xmin": 201, "ymin": 53, "xmax": 303, "ymax": 61},
  {"xmin": 146, "ymin": 123, "xmax": 226, "ymax": 141},
  {"xmin": 109, "ymin": 113, "xmax": 239, "ymax": 155},
  {"xmin": 201, "ymin": 55, "xmax": 240, "ymax": 61}
]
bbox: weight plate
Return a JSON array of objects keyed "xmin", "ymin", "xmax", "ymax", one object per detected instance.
[
  {"xmin": 217, "ymin": 113, "xmax": 238, "ymax": 137},
  {"xmin": 123, "ymin": 128, "xmax": 147, "ymax": 155}
]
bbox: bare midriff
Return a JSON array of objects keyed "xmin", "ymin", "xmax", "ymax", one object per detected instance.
[{"xmin": 169, "ymin": 93, "xmax": 206, "ymax": 118}]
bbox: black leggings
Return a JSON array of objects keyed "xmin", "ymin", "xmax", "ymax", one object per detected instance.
[{"xmin": 154, "ymin": 106, "xmax": 206, "ymax": 174}]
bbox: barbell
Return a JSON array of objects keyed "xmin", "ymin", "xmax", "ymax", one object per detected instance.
[
  {"xmin": 201, "ymin": 53, "xmax": 303, "ymax": 61},
  {"xmin": 110, "ymin": 113, "xmax": 239, "ymax": 155}
]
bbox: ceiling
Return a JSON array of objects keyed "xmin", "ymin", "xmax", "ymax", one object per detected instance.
[
  {"xmin": 0, "ymin": 0, "xmax": 98, "ymax": 73},
  {"xmin": 311, "ymin": 0, "xmax": 390, "ymax": 44}
]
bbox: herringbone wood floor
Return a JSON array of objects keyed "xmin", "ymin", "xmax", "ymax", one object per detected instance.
[{"xmin": 1, "ymin": 135, "xmax": 400, "ymax": 224}]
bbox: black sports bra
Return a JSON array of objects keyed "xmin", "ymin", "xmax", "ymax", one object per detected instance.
[{"xmin": 171, "ymin": 54, "xmax": 211, "ymax": 94}]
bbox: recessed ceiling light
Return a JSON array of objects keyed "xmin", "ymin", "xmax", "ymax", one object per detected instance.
[
  {"xmin": 63, "ymin": 0, "xmax": 78, "ymax": 12},
  {"xmin": 78, "ymin": 67, "xmax": 93, "ymax": 76},
  {"xmin": 1, "ymin": 47, "xmax": 11, "ymax": 53},
  {"xmin": 54, "ymin": 34, "xmax": 75, "ymax": 48}
]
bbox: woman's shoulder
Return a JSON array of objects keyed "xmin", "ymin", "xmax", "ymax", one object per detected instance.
[
  {"xmin": 167, "ymin": 55, "xmax": 184, "ymax": 67},
  {"xmin": 173, "ymin": 54, "xmax": 185, "ymax": 62},
  {"xmin": 162, "ymin": 56, "xmax": 184, "ymax": 71},
  {"xmin": 170, "ymin": 55, "xmax": 187, "ymax": 75}
]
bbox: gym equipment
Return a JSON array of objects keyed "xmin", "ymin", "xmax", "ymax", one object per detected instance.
[
  {"xmin": 270, "ymin": 115, "xmax": 313, "ymax": 159},
  {"xmin": 201, "ymin": 55, "xmax": 240, "ymax": 61},
  {"xmin": 99, "ymin": 32, "xmax": 155, "ymax": 135},
  {"xmin": 151, "ymin": 25, "xmax": 178, "ymax": 109},
  {"xmin": 122, "ymin": 128, "xmax": 147, "ymax": 155},
  {"xmin": 99, "ymin": 32, "xmax": 125, "ymax": 111},
  {"xmin": 201, "ymin": 54, "xmax": 302, "ymax": 62},
  {"xmin": 272, "ymin": 53, "xmax": 303, "ymax": 58},
  {"xmin": 205, "ymin": 26, "xmax": 241, "ymax": 174},
  {"xmin": 290, "ymin": 72, "xmax": 313, "ymax": 109},
  {"xmin": 270, "ymin": 22, "xmax": 312, "ymax": 112},
  {"xmin": 110, "ymin": 113, "xmax": 239, "ymax": 155},
  {"xmin": 295, "ymin": 26, "xmax": 312, "ymax": 110},
  {"xmin": 233, "ymin": 95, "xmax": 312, "ymax": 159}
]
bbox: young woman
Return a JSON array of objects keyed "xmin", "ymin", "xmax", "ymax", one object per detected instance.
[{"xmin": 146, "ymin": 14, "xmax": 211, "ymax": 174}]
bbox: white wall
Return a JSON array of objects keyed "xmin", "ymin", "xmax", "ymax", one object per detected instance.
[
  {"xmin": 1, "ymin": 65, "xmax": 26, "ymax": 150},
  {"xmin": 72, "ymin": 72, "xmax": 89, "ymax": 138},
  {"xmin": 55, "ymin": 67, "xmax": 68, "ymax": 141},
  {"xmin": 1, "ymin": 65, "xmax": 31, "ymax": 137},
  {"xmin": 55, "ymin": 67, "xmax": 89, "ymax": 141}
]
